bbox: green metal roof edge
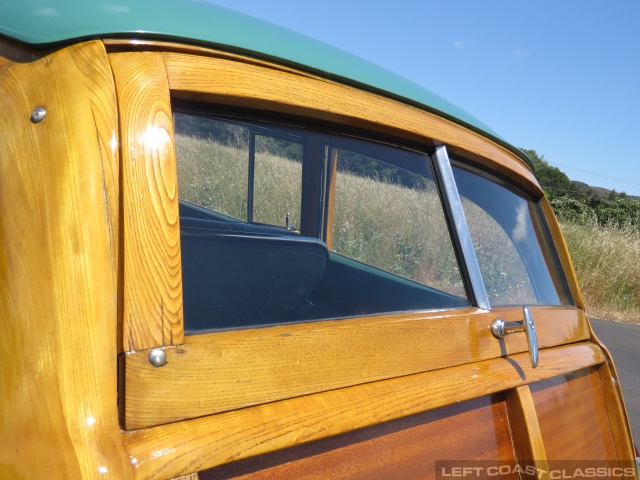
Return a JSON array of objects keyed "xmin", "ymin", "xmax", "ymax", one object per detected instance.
[{"xmin": 0, "ymin": 0, "xmax": 532, "ymax": 169}]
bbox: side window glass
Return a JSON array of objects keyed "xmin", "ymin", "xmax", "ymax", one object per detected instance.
[
  {"xmin": 175, "ymin": 113, "xmax": 303, "ymax": 228},
  {"xmin": 175, "ymin": 113, "xmax": 249, "ymax": 221},
  {"xmin": 174, "ymin": 112, "xmax": 469, "ymax": 333},
  {"xmin": 327, "ymin": 143, "xmax": 465, "ymax": 300},
  {"xmin": 253, "ymin": 134, "xmax": 303, "ymax": 229},
  {"xmin": 452, "ymin": 164, "xmax": 570, "ymax": 306}
]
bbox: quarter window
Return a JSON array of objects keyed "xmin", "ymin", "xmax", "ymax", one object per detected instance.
[
  {"xmin": 327, "ymin": 141, "xmax": 465, "ymax": 299},
  {"xmin": 452, "ymin": 164, "xmax": 570, "ymax": 306}
]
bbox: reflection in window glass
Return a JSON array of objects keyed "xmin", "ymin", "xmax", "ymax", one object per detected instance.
[
  {"xmin": 461, "ymin": 199, "xmax": 536, "ymax": 304},
  {"xmin": 254, "ymin": 135, "xmax": 303, "ymax": 229},
  {"xmin": 452, "ymin": 165, "xmax": 568, "ymax": 306},
  {"xmin": 330, "ymin": 145, "xmax": 465, "ymax": 299},
  {"xmin": 175, "ymin": 113, "xmax": 249, "ymax": 220},
  {"xmin": 174, "ymin": 112, "xmax": 469, "ymax": 333}
]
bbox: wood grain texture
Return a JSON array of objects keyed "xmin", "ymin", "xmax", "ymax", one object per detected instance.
[
  {"xmin": 103, "ymin": 38, "xmax": 310, "ymax": 77},
  {"xmin": 109, "ymin": 51, "xmax": 184, "ymax": 352},
  {"xmin": 199, "ymin": 395, "xmax": 516, "ymax": 480},
  {"xmin": 123, "ymin": 343, "xmax": 605, "ymax": 479},
  {"xmin": 162, "ymin": 52, "xmax": 542, "ymax": 196},
  {"xmin": 530, "ymin": 367, "xmax": 617, "ymax": 461},
  {"xmin": 596, "ymin": 363, "xmax": 636, "ymax": 462},
  {"xmin": 106, "ymin": 40, "xmax": 537, "ymax": 196},
  {"xmin": 123, "ymin": 306, "xmax": 590, "ymax": 428},
  {"xmin": 506, "ymin": 386, "xmax": 550, "ymax": 479},
  {"xmin": 586, "ymin": 317, "xmax": 637, "ymax": 462},
  {"xmin": 0, "ymin": 41, "xmax": 133, "ymax": 479},
  {"xmin": 0, "ymin": 37, "xmax": 41, "ymax": 77}
]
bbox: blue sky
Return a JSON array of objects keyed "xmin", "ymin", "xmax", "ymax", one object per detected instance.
[{"xmin": 208, "ymin": 0, "xmax": 640, "ymax": 196}]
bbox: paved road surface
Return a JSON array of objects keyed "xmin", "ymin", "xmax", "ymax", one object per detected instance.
[{"xmin": 590, "ymin": 318, "xmax": 640, "ymax": 449}]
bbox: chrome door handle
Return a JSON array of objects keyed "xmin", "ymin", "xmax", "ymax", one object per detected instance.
[{"xmin": 490, "ymin": 306, "xmax": 539, "ymax": 369}]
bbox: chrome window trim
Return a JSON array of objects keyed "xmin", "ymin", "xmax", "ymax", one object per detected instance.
[{"xmin": 432, "ymin": 145, "xmax": 491, "ymax": 311}]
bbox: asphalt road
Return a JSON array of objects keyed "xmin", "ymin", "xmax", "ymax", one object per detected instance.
[{"xmin": 590, "ymin": 318, "xmax": 640, "ymax": 449}]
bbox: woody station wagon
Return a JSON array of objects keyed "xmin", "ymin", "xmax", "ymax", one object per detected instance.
[{"xmin": 1, "ymin": 1, "xmax": 638, "ymax": 479}]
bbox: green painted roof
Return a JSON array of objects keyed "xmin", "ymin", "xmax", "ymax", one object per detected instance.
[{"xmin": 0, "ymin": 0, "xmax": 530, "ymax": 167}]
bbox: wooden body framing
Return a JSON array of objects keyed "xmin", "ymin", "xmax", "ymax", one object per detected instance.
[
  {"xmin": 0, "ymin": 37, "xmax": 636, "ymax": 480},
  {"xmin": 0, "ymin": 39, "xmax": 132, "ymax": 479}
]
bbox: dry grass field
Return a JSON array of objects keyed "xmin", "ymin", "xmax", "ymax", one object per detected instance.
[{"xmin": 561, "ymin": 221, "xmax": 640, "ymax": 323}]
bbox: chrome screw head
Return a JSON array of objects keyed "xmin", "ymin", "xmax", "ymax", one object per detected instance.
[
  {"xmin": 30, "ymin": 106, "xmax": 47, "ymax": 123},
  {"xmin": 490, "ymin": 318, "xmax": 506, "ymax": 339},
  {"xmin": 148, "ymin": 349, "xmax": 167, "ymax": 367}
]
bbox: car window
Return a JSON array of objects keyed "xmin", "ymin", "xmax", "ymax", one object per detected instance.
[
  {"xmin": 175, "ymin": 113, "xmax": 303, "ymax": 227},
  {"xmin": 327, "ymin": 141, "xmax": 465, "ymax": 299},
  {"xmin": 452, "ymin": 164, "xmax": 570, "ymax": 306},
  {"xmin": 174, "ymin": 112, "xmax": 469, "ymax": 332},
  {"xmin": 253, "ymin": 134, "xmax": 303, "ymax": 229}
]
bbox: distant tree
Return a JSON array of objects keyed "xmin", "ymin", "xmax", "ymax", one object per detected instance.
[
  {"xmin": 520, "ymin": 148, "xmax": 573, "ymax": 200},
  {"xmin": 549, "ymin": 196, "xmax": 597, "ymax": 224},
  {"xmin": 584, "ymin": 189, "xmax": 603, "ymax": 209},
  {"xmin": 521, "ymin": 147, "xmax": 639, "ymax": 230},
  {"xmin": 596, "ymin": 198, "xmax": 640, "ymax": 228}
]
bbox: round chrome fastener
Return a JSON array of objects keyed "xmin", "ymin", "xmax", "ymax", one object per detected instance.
[
  {"xmin": 30, "ymin": 106, "xmax": 47, "ymax": 124},
  {"xmin": 148, "ymin": 349, "xmax": 167, "ymax": 367}
]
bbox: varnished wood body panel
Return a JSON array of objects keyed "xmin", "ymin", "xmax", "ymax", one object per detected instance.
[
  {"xmin": 109, "ymin": 52, "xmax": 184, "ymax": 352},
  {"xmin": 123, "ymin": 306, "xmax": 590, "ymax": 428},
  {"xmin": 199, "ymin": 395, "xmax": 516, "ymax": 480},
  {"xmin": 108, "ymin": 46, "xmax": 635, "ymax": 478},
  {"xmin": 597, "ymin": 362, "xmax": 637, "ymax": 462},
  {"xmin": 506, "ymin": 386, "xmax": 550, "ymax": 478},
  {"xmin": 123, "ymin": 344, "xmax": 605, "ymax": 479},
  {"xmin": 0, "ymin": 40, "xmax": 133, "ymax": 479},
  {"xmin": 531, "ymin": 368, "xmax": 617, "ymax": 461}
]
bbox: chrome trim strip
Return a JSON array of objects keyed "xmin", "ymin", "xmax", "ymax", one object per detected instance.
[
  {"xmin": 523, "ymin": 306, "xmax": 539, "ymax": 368},
  {"xmin": 432, "ymin": 145, "xmax": 490, "ymax": 311}
]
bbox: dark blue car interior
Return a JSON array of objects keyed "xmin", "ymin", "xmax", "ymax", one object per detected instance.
[{"xmin": 179, "ymin": 201, "xmax": 467, "ymax": 332}]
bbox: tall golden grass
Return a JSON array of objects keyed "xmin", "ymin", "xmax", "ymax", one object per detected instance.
[
  {"xmin": 560, "ymin": 221, "xmax": 640, "ymax": 323},
  {"xmin": 331, "ymin": 166, "xmax": 464, "ymax": 297},
  {"xmin": 176, "ymin": 134, "xmax": 464, "ymax": 297},
  {"xmin": 176, "ymin": 133, "xmax": 302, "ymax": 226},
  {"xmin": 176, "ymin": 133, "xmax": 640, "ymax": 323}
]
